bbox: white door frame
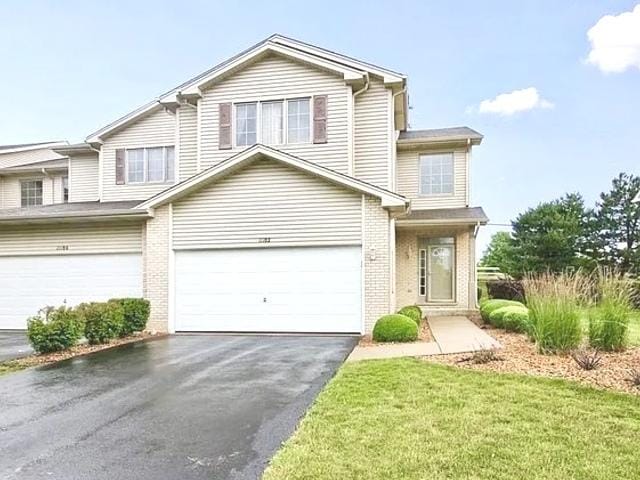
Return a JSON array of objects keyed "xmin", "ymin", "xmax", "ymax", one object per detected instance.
[{"xmin": 426, "ymin": 244, "xmax": 455, "ymax": 303}]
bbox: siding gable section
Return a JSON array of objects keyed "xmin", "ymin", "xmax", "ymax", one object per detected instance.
[
  {"xmin": 101, "ymin": 106, "xmax": 176, "ymax": 202},
  {"xmin": 199, "ymin": 54, "xmax": 350, "ymax": 174},
  {"xmin": 172, "ymin": 158, "xmax": 362, "ymax": 249}
]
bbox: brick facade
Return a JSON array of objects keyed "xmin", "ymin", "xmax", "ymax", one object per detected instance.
[
  {"xmin": 362, "ymin": 196, "xmax": 391, "ymax": 332},
  {"xmin": 144, "ymin": 204, "xmax": 170, "ymax": 332}
]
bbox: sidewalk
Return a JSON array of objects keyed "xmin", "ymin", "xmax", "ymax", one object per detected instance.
[{"xmin": 347, "ymin": 316, "xmax": 500, "ymax": 362}]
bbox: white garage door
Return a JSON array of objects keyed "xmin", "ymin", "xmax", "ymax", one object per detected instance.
[
  {"xmin": 0, "ymin": 253, "xmax": 143, "ymax": 330},
  {"xmin": 175, "ymin": 246, "xmax": 362, "ymax": 333}
]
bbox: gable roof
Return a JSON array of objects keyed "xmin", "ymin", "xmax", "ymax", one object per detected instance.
[
  {"xmin": 398, "ymin": 127, "xmax": 483, "ymax": 145},
  {"xmin": 0, "ymin": 141, "xmax": 67, "ymax": 155},
  {"xmin": 136, "ymin": 144, "xmax": 408, "ymax": 210},
  {"xmin": 0, "ymin": 146, "xmax": 68, "ymax": 171},
  {"xmin": 86, "ymin": 34, "xmax": 407, "ymax": 143}
]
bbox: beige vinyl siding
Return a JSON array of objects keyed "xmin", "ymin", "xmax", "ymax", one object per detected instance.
[
  {"xmin": 396, "ymin": 149, "xmax": 468, "ymax": 209},
  {"xmin": 52, "ymin": 176, "xmax": 64, "ymax": 204},
  {"xmin": 178, "ymin": 105, "xmax": 198, "ymax": 180},
  {"xmin": 173, "ymin": 159, "xmax": 362, "ymax": 249},
  {"xmin": 69, "ymin": 154, "xmax": 99, "ymax": 202},
  {"xmin": 354, "ymin": 78, "xmax": 391, "ymax": 188},
  {"xmin": 199, "ymin": 54, "xmax": 350, "ymax": 173},
  {"xmin": 101, "ymin": 107, "xmax": 176, "ymax": 201},
  {"xmin": 0, "ymin": 222, "xmax": 143, "ymax": 256}
]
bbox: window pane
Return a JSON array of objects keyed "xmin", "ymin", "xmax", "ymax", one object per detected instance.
[
  {"xmin": 236, "ymin": 103, "xmax": 257, "ymax": 146},
  {"xmin": 287, "ymin": 98, "xmax": 310, "ymax": 143},
  {"xmin": 62, "ymin": 176, "xmax": 69, "ymax": 203},
  {"xmin": 419, "ymin": 153, "xmax": 454, "ymax": 195},
  {"xmin": 21, "ymin": 180, "xmax": 43, "ymax": 207},
  {"xmin": 261, "ymin": 101, "xmax": 283, "ymax": 145},
  {"xmin": 166, "ymin": 146, "xmax": 175, "ymax": 182},
  {"xmin": 127, "ymin": 149, "xmax": 145, "ymax": 183},
  {"xmin": 147, "ymin": 147, "xmax": 164, "ymax": 182}
]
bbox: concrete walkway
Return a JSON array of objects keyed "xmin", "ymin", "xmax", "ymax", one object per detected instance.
[{"xmin": 347, "ymin": 316, "xmax": 500, "ymax": 362}]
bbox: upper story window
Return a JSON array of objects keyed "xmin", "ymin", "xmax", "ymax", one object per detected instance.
[
  {"xmin": 62, "ymin": 176, "xmax": 69, "ymax": 203},
  {"xmin": 287, "ymin": 98, "xmax": 310, "ymax": 144},
  {"xmin": 126, "ymin": 146, "xmax": 175, "ymax": 184},
  {"xmin": 235, "ymin": 103, "xmax": 257, "ymax": 147},
  {"xmin": 21, "ymin": 179, "xmax": 43, "ymax": 207},
  {"xmin": 234, "ymin": 98, "xmax": 311, "ymax": 147},
  {"xmin": 419, "ymin": 153, "xmax": 454, "ymax": 195}
]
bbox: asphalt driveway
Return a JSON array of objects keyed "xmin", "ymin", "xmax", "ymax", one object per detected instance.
[
  {"xmin": 0, "ymin": 334, "xmax": 357, "ymax": 480},
  {"xmin": 0, "ymin": 331, "xmax": 32, "ymax": 362}
]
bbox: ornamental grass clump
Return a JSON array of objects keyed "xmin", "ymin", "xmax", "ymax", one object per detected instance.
[
  {"xmin": 522, "ymin": 271, "xmax": 590, "ymax": 354},
  {"xmin": 589, "ymin": 269, "xmax": 632, "ymax": 351}
]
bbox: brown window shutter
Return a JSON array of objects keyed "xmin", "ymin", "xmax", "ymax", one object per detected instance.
[
  {"xmin": 219, "ymin": 102, "xmax": 232, "ymax": 150},
  {"xmin": 115, "ymin": 149, "xmax": 125, "ymax": 184},
  {"xmin": 313, "ymin": 95, "xmax": 328, "ymax": 144}
]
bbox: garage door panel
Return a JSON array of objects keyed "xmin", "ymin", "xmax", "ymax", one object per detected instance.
[
  {"xmin": 175, "ymin": 246, "xmax": 362, "ymax": 333},
  {"xmin": 0, "ymin": 254, "xmax": 142, "ymax": 330}
]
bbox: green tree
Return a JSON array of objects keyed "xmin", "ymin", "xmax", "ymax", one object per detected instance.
[
  {"xmin": 479, "ymin": 231, "xmax": 516, "ymax": 275},
  {"xmin": 590, "ymin": 173, "xmax": 640, "ymax": 273},
  {"xmin": 509, "ymin": 193, "xmax": 590, "ymax": 277}
]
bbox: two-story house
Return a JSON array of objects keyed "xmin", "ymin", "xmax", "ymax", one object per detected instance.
[{"xmin": 0, "ymin": 35, "xmax": 487, "ymax": 332}]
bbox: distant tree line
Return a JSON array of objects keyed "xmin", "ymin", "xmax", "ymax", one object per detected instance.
[{"xmin": 480, "ymin": 173, "xmax": 640, "ymax": 278}]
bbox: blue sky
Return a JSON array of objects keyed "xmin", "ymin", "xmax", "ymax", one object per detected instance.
[{"xmin": 1, "ymin": 0, "xmax": 639, "ymax": 253}]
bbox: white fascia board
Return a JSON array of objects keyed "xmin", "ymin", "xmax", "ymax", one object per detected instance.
[
  {"xmin": 270, "ymin": 35, "xmax": 406, "ymax": 85},
  {"xmin": 136, "ymin": 145, "xmax": 407, "ymax": 210}
]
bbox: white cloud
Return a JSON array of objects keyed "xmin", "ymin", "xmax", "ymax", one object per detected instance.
[
  {"xmin": 587, "ymin": 4, "xmax": 640, "ymax": 73},
  {"xmin": 475, "ymin": 87, "xmax": 554, "ymax": 116}
]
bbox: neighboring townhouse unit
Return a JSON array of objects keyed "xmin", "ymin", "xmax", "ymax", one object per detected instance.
[{"xmin": 0, "ymin": 34, "xmax": 487, "ymax": 333}]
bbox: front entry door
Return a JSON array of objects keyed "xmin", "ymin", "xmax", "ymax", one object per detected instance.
[{"xmin": 427, "ymin": 245, "xmax": 454, "ymax": 302}]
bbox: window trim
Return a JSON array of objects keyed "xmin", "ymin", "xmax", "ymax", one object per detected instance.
[
  {"xmin": 124, "ymin": 145, "xmax": 175, "ymax": 185},
  {"xmin": 232, "ymin": 96, "xmax": 312, "ymax": 148},
  {"xmin": 20, "ymin": 178, "xmax": 44, "ymax": 207},
  {"xmin": 418, "ymin": 152, "xmax": 455, "ymax": 197}
]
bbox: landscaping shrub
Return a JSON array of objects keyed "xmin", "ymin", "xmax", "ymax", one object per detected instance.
[
  {"xmin": 480, "ymin": 299, "xmax": 525, "ymax": 322},
  {"xmin": 522, "ymin": 271, "xmax": 588, "ymax": 353},
  {"xmin": 488, "ymin": 305, "xmax": 529, "ymax": 332},
  {"xmin": 81, "ymin": 302, "xmax": 125, "ymax": 345},
  {"xmin": 571, "ymin": 349, "xmax": 602, "ymax": 371},
  {"xmin": 27, "ymin": 306, "xmax": 82, "ymax": 354},
  {"xmin": 109, "ymin": 298, "xmax": 150, "ymax": 336},
  {"xmin": 589, "ymin": 270, "xmax": 632, "ymax": 351},
  {"xmin": 372, "ymin": 314, "xmax": 418, "ymax": 343},
  {"xmin": 486, "ymin": 280, "xmax": 525, "ymax": 302},
  {"xmin": 397, "ymin": 305, "xmax": 422, "ymax": 325}
]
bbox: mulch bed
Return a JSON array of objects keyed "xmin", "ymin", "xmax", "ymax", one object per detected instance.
[
  {"xmin": 359, "ymin": 320, "xmax": 434, "ymax": 347},
  {"xmin": 0, "ymin": 332, "xmax": 166, "ymax": 372},
  {"xmin": 427, "ymin": 322, "xmax": 640, "ymax": 396}
]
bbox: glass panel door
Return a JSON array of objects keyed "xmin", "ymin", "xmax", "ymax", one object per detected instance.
[{"xmin": 427, "ymin": 245, "xmax": 454, "ymax": 302}]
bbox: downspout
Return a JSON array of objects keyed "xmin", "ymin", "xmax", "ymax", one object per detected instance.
[
  {"xmin": 390, "ymin": 86, "xmax": 407, "ymax": 192},
  {"xmin": 349, "ymin": 74, "xmax": 369, "ymax": 176},
  {"xmin": 465, "ymin": 137, "xmax": 471, "ymax": 206}
]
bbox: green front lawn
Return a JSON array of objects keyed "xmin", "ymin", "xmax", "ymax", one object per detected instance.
[{"xmin": 264, "ymin": 359, "xmax": 640, "ymax": 480}]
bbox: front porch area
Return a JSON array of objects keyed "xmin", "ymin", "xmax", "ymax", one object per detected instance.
[{"xmin": 395, "ymin": 221, "xmax": 480, "ymax": 316}]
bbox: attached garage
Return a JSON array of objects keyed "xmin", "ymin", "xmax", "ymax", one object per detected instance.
[
  {"xmin": 0, "ymin": 253, "xmax": 142, "ymax": 329},
  {"xmin": 174, "ymin": 246, "xmax": 362, "ymax": 333},
  {"xmin": 139, "ymin": 145, "xmax": 407, "ymax": 335},
  {"xmin": 0, "ymin": 218, "xmax": 145, "ymax": 329}
]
